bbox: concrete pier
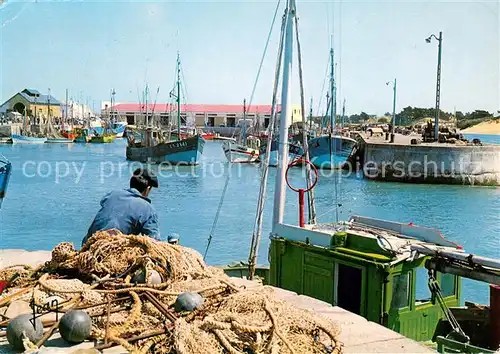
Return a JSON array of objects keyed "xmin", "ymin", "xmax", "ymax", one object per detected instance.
[
  {"xmin": 354, "ymin": 133, "xmax": 500, "ymax": 186},
  {"xmin": 0, "ymin": 249, "xmax": 433, "ymax": 353}
]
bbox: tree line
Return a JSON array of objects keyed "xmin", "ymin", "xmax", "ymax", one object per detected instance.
[{"xmin": 311, "ymin": 107, "xmax": 496, "ymax": 129}]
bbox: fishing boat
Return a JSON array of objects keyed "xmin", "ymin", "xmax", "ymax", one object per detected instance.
[
  {"xmin": 0, "ymin": 154, "xmax": 11, "ymax": 209},
  {"xmin": 226, "ymin": 2, "xmax": 500, "ymax": 352},
  {"xmin": 259, "ymin": 138, "xmax": 303, "ymax": 167},
  {"xmin": 11, "ymin": 134, "xmax": 46, "ymax": 144},
  {"xmin": 61, "ymin": 131, "xmax": 78, "ymax": 141},
  {"xmin": 126, "ymin": 54, "xmax": 205, "ymax": 165},
  {"xmin": 74, "ymin": 128, "xmax": 90, "ymax": 143},
  {"xmin": 308, "ymin": 47, "xmax": 357, "ymax": 169},
  {"xmin": 90, "ymin": 134, "xmax": 115, "ymax": 144},
  {"xmin": 45, "ymin": 138, "xmax": 74, "ymax": 144},
  {"xmin": 308, "ymin": 134, "xmax": 357, "ymax": 169},
  {"xmin": 111, "ymin": 121, "xmax": 127, "ymax": 138},
  {"xmin": 222, "ymin": 99, "xmax": 260, "ymax": 163},
  {"xmin": 222, "ymin": 135, "xmax": 260, "ymax": 163}
]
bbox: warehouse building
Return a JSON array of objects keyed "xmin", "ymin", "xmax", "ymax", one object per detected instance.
[{"xmin": 102, "ymin": 103, "xmax": 302, "ymax": 128}]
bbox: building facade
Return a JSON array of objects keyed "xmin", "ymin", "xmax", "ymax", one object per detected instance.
[
  {"xmin": 0, "ymin": 89, "xmax": 61, "ymax": 119},
  {"xmin": 101, "ymin": 103, "xmax": 303, "ymax": 128}
]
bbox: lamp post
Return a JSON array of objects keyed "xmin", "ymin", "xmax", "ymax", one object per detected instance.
[
  {"xmin": 386, "ymin": 78, "xmax": 397, "ymax": 143},
  {"xmin": 425, "ymin": 31, "xmax": 442, "ymax": 141}
]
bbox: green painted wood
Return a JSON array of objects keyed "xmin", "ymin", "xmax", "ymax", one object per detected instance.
[{"xmin": 435, "ymin": 336, "xmax": 495, "ymax": 354}]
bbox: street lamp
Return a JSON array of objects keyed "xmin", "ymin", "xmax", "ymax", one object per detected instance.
[
  {"xmin": 386, "ymin": 78, "xmax": 396, "ymax": 143},
  {"xmin": 425, "ymin": 31, "xmax": 442, "ymax": 141}
]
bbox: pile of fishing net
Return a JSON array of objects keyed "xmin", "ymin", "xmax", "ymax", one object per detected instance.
[{"xmin": 0, "ymin": 230, "xmax": 342, "ymax": 353}]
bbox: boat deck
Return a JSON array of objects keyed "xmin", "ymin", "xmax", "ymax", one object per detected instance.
[{"xmin": 0, "ymin": 249, "xmax": 433, "ymax": 353}]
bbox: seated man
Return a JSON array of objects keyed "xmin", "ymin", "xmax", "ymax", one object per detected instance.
[{"xmin": 82, "ymin": 168, "xmax": 160, "ymax": 245}]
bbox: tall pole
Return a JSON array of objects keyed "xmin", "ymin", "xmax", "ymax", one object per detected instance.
[
  {"xmin": 47, "ymin": 88, "xmax": 51, "ymax": 121},
  {"xmin": 177, "ymin": 53, "xmax": 181, "ymax": 139},
  {"xmin": 309, "ymin": 97, "xmax": 313, "ymax": 132},
  {"xmin": 145, "ymin": 85, "xmax": 149, "ymax": 127},
  {"xmin": 272, "ymin": 0, "xmax": 294, "ymax": 230},
  {"xmin": 242, "ymin": 98, "xmax": 247, "ymax": 144},
  {"xmin": 65, "ymin": 89, "xmax": 68, "ymax": 124},
  {"xmin": 341, "ymin": 98, "xmax": 346, "ymax": 130},
  {"xmin": 434, "ymin": 31, "xmax": 442, "ymax": 141},
  {"xmin": 391, "ymin": 78, "xmax": 396, "ymax": 143},
  {"xmin": 329, "ymin": 47, "xmax": 334, "ymax": 134}
]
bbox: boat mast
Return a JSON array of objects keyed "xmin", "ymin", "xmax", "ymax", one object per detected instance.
[
  {"xmin": 65, "ymin": 88, "xmax": 68, "ymax": 128},
  {"xmin": 342, "ymin": 98, "xmax": 345, "ymax": 130},
  {"xmin": 176, "ymin": 53, "xmax": 181, "ymax": 139},
  {"xmin": 242, "ymin": 98, "xmax": 247, "ymax": 145},
  {"xmin": 145, "ymin": 85, "xmax": 149, "ymax": 127},
  {"xmin": 309, "ymin": 97, "xmax": 313, "ymax": 132},
  {"xmin": 329, "ymin": 46, "xmax": 334, "ymax": 134},
  {"xmin": 272, "ymin": 0, "xmax": 295, "ymax": 229}
]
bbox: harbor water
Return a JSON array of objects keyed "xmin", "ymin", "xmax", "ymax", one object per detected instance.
[{"xmin": 0, "ymin": 134, "xmax": 498, "ymax": 305}]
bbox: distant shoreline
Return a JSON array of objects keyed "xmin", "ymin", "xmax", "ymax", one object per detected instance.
[{"xmin": 460, "ymin": 120, "xmax": 500, "ymax": 135}]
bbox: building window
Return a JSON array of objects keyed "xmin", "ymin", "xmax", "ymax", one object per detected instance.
[
  {"xmin": 440, "ymin": 273, "xmax": 456, "ymax": 297},
  {"xmin": 392, "ymin": 273, "xmax": 410, "ymax": 309}
]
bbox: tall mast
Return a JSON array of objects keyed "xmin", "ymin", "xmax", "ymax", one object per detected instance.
[
  {"xmin": 242, "ymin": 98, "xmax": 247, "ymax": 145},
  {"xmin": 329, "ymin": 47, "xmax": 334, "ymax": 134},
  {"xmin": 309, "ymin": 97, "xmax": 313, "ymax": 132},
  {"xmin": 272, "ymin": 0, "xmax": 295, "ymax": 229},
  {"xmin": 176, "ymin": 53, "xmax": 181, "ymax": 139},
  {"xmin": 65, "ymin": 89, "xmax": 68, "ymax": 125},
  {"xmin": 342, "ymin": 98, "xmax": 345, "ymax": 129},
  {"xmin": 145, "ymin": 85, "xmax": 149, "ymax": 127}
]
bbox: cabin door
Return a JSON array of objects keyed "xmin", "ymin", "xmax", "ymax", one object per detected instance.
[{"xmin": 335, "ymin": 263, "xmax": 363, "ymax": 315}]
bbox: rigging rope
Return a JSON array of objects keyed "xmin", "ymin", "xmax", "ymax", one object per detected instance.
[
  {"xmin": 203, "ymin": 174, "xmax": 231, "ymax": 261},
  {"xmin": 232, "ymin": 0, "xmax": 282, "ymax": 139},
  {"xmin": 294, "ymin": 13, "xmax": 317, "ymax": 224},
  {"xmin": 248, "ymin": 1, "xmax": 287, "ymax": 280}
]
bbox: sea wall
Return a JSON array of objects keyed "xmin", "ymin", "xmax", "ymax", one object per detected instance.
[{"xmin": 362, "ymin": 142, "xmax": 500, "ymax": 186}]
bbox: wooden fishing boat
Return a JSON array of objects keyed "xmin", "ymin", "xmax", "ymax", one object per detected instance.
[
  {"xmin": 308, "ymin": 134, "xmax": 357, "ymax": 169},
  {"xmin": 222, "ymin": 136, "xmax": 260, "ymax": 163},
  {"xmin": 222, "ymin": 100, "xmax": 260, "ymax": 163},
  {"xmin": 259, "ymin": 138, "xmax": 303, "ymax": 167},
  {"xmin": 224, "ymin": 2, "xmax": 500, "ymax": 352},
  {"xmin": 127, "ymin": 129, "xmax": 204, "ymax": 165},
  {"xmin": 45, "ymin": 138, "xmax": 74, "ymax": 144},
  {"xmin": 126, "ymin": 54, "xmax": 204, "ymax": 165},
  {"xmin": 0, "ymin": 154, "xmax": 11, "ymax": 208},
  {"xmin": 90, "ymin": 134, "xmax": 115, "ymax": 144},
  {"xmin": 11, "ymin": 134, "xmax": 46, "ymax": 144},
  {"xmin": 61, "ymin": 131, "xmax": 78, "ymax": 140}
]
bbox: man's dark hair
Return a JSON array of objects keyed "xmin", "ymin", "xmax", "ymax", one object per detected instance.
[{"xmin": 130, "ymin": 168, "xmax": 158, "ymax": 193}]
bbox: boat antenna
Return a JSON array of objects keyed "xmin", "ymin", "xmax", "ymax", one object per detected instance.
[
  {"xmin": 247, "ymin": 0, "xmax": 285, "ymax": 280},
  {"xmin": 294, "ymin": 11, "xmax": 316, "ymax": 224}
]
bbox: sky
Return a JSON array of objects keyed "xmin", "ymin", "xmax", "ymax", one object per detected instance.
[{"xmin": 0, "ymin": 0, "xmax": 498, "ymax": 116}]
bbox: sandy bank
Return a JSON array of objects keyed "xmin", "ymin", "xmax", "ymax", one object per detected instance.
[{"xmin": 461, "ymin": 120, "xmax": 500, "ymax": 135}]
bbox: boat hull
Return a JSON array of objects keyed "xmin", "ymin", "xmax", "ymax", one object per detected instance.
[
  {"xmin": 222, "ymin": 141, "xmax": 259, "ymax": 163},
  {"xmin": 259, "ymin": 140, "xmax": 303, "ymax": 167},
  {"xmin": 0, "ymin": 159, "xmax": 12, "ymax": 203},
  {"xmin": 62, "ymin": 132, "xmax": 78, "ymax": 140},
  {"xmin": 90, "ymin": 135, "xmax": 116, "ymax": 143},
  {"xmin": 126, "ymin": 135, "xmax": 205, "ymax": 165},
  {"xmin": 11, "ymin": 135, "xmax": 47, "ymax": 144},
  {"xmin": 308, "ymin": 135, "xmax": 357, "ymax": 169},
  {"xmin": 45, "ymin": 138, "xmax": 74, "ymax": 144}
]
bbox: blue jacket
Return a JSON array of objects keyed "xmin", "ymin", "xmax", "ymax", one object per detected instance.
[{"xmin": 83, "ymin": 188, "xmax": 160, "ymax": 245}]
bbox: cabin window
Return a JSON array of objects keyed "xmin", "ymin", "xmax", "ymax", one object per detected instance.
[
  {"xmin": 392, "ymin": 273, "xmax": 410, "ymax": 309},
  {"xmin": 440, "ymin": 273, "xmax": 456, "ymax": 297},
  {"xmin": 415, "ymin": 267, "xmax": 432, "ymax": 304}
]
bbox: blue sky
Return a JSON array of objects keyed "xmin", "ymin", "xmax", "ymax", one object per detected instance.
[{"xmin": 1, "ymin": 0, "xmax": 498, "ymax": 116}]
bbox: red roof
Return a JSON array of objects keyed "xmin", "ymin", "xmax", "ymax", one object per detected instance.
[{"xmin": 109, "ymin": 103, "xmax": 279, "ymax": 114}]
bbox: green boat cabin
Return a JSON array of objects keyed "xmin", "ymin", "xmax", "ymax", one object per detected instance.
[{"xmin": 268, "ymin": 215, "xmax": 462, "ymax": 343}]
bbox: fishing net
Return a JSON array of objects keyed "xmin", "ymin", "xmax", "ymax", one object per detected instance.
[{"xmin": 0, "ymin": 230, "xmax": 342, "ymax": 353}]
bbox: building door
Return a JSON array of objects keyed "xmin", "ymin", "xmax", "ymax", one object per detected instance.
[{"xmin": 337, "ymin": 263, "xmax": 362, "ymax": 315}]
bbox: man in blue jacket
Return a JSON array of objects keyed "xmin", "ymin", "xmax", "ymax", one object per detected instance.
[{"xmin": 83, "ymin": 168, "xmax": 160, "ymax": 245}]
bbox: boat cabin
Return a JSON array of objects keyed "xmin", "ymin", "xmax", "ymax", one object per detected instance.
[{"xmin": 268, "ymin": 216, "xmax": 463, "ymax": 343}]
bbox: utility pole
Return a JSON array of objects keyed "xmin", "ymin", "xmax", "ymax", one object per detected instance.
[{"xmin": 426, "ymin": 31, "xmax": 443, "ymax": 141}]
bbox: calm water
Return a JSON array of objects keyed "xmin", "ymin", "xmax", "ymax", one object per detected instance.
[{"xmin": 0, "ymin": 134, "xmax": 498, "ymax": 304}]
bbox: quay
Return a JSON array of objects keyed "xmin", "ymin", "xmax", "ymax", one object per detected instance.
[
  {"xmin": 351, "ymin": 132, "xmax": 500, "ymax": 186},
  {"xmin": 0, "ymin": 249, "xmax": 433, "ymax": 353}
]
